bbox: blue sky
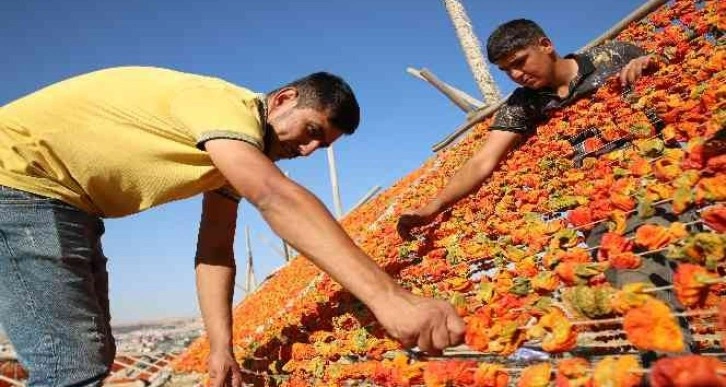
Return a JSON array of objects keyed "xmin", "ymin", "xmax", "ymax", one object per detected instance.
[{"xmin": 0, "ymin": 0, "xmax": 646, "ymax": 324}]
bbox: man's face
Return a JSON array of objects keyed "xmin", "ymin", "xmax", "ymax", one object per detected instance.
[
  {"xmin": 495, "ymin": 38, "xmax": 556, "ymax": 89},
  {"xmin": 265, "ymin": 89, "xmax": 344, "ymax": 161}
]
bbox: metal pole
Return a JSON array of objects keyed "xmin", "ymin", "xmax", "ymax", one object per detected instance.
[
  {"xmin": 431, "ymin": 96, "xmax": 509, "ymax": 151},
  {"xmin": 344, "ymin": 185, "xmax": 382, "ymax": 217},
  {"xmin": 326, "ymin": 146, "xmax": 343, "ymax": 218},
  {"xmin": 282, "ymin": 238, "xmax": 291, "ymax": 262},
  {"xmin": 254, "ymin": 231, "xmax": 287, "ymax": 260},
  {"xmin": 244, "ymin": 226, "xmax": 256, "ymax": 293},
  {"xmin": 234, "ymin": 282, "xmax": 247, "ymax": 295},
  {"xmin": 579, "ymin": 0, "xmax": 668, "ymax": 52}
]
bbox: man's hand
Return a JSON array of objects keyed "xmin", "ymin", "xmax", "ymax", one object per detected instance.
[
  {"xmin": 371, "ymin": 289, "xmax": 466, "ymax": 354},
  {"xmin": 208, "ymin": 350, "xmax": 243, "ymax": 387},
  {"xmin": 620, "ymin": 55, "xmax": 655, "ymax": 86},
  {"xmin": 397, "ymin": 208, "xmax": 437, "ymax": 240}
]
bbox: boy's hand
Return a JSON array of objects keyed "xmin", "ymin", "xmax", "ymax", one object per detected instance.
[
  {"xmin": 397, "ymin": 208, "xmax": 437, "ymax": 240},
  {"xmin": 620, "ymin": 55, "xmax": 655, "ymax": 86}
]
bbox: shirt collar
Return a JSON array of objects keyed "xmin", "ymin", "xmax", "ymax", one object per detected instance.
[
  {"xmin": 256, "ymin": 93, "xmax": 273, "ymax": 153},
  {"xmin": 256, "ymin": 93, "xmax": 268, "ymax": 125},
  {"xmin": 565, "ymin": 52, "xmax": 596, "ymax": 82},
  {"xmin": 536, "ymin": 53, "xmax": 596, "ymax": 100}
]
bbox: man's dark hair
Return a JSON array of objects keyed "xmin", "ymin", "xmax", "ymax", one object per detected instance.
[
  {"xmin": 486, "ymin": 19, "xmax": 548, "ymax": 64},
  {"xmin": 272, "ymin": 72, "xmax": 360, "ymax": 135}
]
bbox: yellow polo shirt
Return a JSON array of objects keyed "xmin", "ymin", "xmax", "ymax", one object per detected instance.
[{"xmin": 0, "ymin": 66, "xmax": 265, "ymax": 217}]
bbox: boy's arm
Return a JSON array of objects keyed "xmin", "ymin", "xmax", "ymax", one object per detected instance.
[{"xmin": 397, "ymin": 129, "xmax": 521, "ymax": 239}]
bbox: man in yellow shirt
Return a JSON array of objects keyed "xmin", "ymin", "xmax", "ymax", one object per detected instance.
[{"xmin": 0, "ymin": 67, "xmax": 464, "ymax": 386}]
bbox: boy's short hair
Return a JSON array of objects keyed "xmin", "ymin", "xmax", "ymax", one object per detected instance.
[
  {"xmin": 271, "ymin": 72, "xmax": 360, "ymax": 135},
  {"xmin": 486, "ymin": 19, "xmax": 548, "ymax": 63}
]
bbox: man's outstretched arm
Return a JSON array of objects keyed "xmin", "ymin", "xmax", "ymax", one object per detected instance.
[
  {"xmin": 398, "ymin": 129, "xmax": 521, "ymax": 239},
  {"xmin": 205, "ymin": 138, "xmax": 466, "ymax": 353}
]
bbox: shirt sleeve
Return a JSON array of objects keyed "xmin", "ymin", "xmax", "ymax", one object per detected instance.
[
  {"xmin": 170, "ymin": 84, "xmax": 265, "ymax": 151},
  {"xmin": 213, "ymin": 184, "xmax": 242, "ymax": 203},
  {"xmin": 490, "ymin": 88, "xmax": 540, "ymax": 134}
]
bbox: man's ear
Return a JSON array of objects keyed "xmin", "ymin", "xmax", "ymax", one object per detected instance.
[
  {"xmin": 270, "ymin": 87, "xmax": 299, "ymax": 109},
  {"xmin": 537, "ymin": 37, "xmax": 555, "ymax": 55}
]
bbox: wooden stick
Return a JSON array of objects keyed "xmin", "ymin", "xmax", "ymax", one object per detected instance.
[
  {"xmin": 578, "ymin": 330, "xmax": 719, "ymax": 343},
  {"xmin": 640, "ymin": 276, "xmax": 726, "ymax": 293},
  {"xmin": 550, "ymin": 276, "xmax": 723, "ymax": 302},
  {"xmin": 640, "ymin": 284, "xmax": 675, "ymax": 293},
  {"xmin": 574, "ymin": 199, "xmax": 723, "ymax": 232},
  {"xmin": 572, "ymin": 308, "xmax": 717, "ymax": 326}
]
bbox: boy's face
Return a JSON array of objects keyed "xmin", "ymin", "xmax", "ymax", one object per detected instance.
[{"xmin": 495, "ymin": 37, "xmax": 556, "ymax": 89}]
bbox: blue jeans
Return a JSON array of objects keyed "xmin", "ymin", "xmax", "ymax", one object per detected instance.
[{"xmin": 0, "ymin": 186, "xmax": 115, "ymax": 386}]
